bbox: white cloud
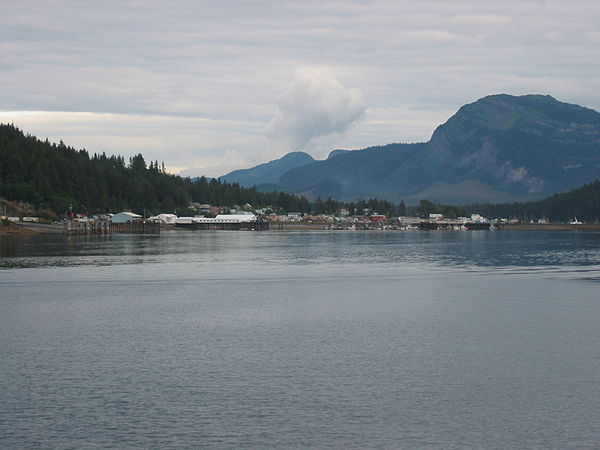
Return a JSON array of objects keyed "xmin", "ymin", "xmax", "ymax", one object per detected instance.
[
  {"xmin": 0, "ymin": 110, "xmax": 265, "ymax": 177},
  {"xmin": 176, "ymin": 150, "xmax": 252, "ymax": 178},
  {"xmin": 265, "ymin": 70, "xmax": 366, "ymax": 152}
]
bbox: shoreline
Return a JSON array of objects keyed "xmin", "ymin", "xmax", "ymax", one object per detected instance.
[
  {"xmin": 0, "ymin": 224, "xmax": 39, "ymax": 235},
  {"xmin": 4, "ymin": 221, "xmax": 600, "ymax": 235},
  {"xmin": 501, "ymin": 223, "xmax": 600, "ymax": 231}
]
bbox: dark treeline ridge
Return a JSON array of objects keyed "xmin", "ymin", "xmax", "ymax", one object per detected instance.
[
  {"xmin": 0, "ymin": 124, "xmax": 403, "ymax": 217},
  {"xmin": 312, "ymin": 197, "xmax": 405, "ymax": 217},
  {"xmin": 411, "ymin": 182, "xmax": 600, "ymax": 222},
  {"xmin": 411, "ymin": 200, "xmax": 468, "ymax": 219},
  {"xmin": 466, "ymin": 180, "xmax": 600, "ymax": 222}
]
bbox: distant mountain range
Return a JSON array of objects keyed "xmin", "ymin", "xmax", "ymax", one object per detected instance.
[
  {"xmin": 220, "ymin": 151, "xmax": 315, "ymax": 186},
  {"xmin": 220, "ymin": 94, "xmax": 600, "ymax": 204}
]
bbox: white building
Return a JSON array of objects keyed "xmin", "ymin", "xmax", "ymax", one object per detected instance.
[
  {"xmin": 175, "ymin": 214, "xmax": 257, "ymax": 225},
  {"xmin": 215, "ymin": 214, "xmax": 257, "ymax": 222},
  {"xmin": 148, "ymin": 213, "xmax": 178, "ymax": 224},
  {"xmin": 112, "ymin": 212, "xmax": 142, "ymax": 223}
]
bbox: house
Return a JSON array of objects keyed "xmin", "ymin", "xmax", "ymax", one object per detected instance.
[
  {"xmin": 112, "ymin": 211, "xmax": 142, "ymax": 223},
  {"xmin": 148, "ymin": 213, "xmax": 178, "ymax": 224}
]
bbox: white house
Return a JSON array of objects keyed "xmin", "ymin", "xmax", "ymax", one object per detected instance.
[
  {"xmin": 147, "ymin": 213, "xmax": 178, "ymax": 224},
  {"xmin": 112, "ymin": 211, "xmax": 142, "ymax": 223}
]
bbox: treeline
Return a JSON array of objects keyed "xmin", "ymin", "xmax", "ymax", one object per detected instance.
[
  {"xmin": 411, "ymin": 181, "xmax": 600, "ymax": 222},
  {"xmin": 468, "ymin": 180, "xmax": 600, "ymax": 222},
  {"xmin": 0, "ymin": 124, "xmax": 406, "ymax": 217},
  {"xmin": 312, "ymin": 197, "xmax": 405, "ymax": 217},
  {"xmin": 0, "ymin": 124, "xmax": 307, "ymax": 216},
  {"xmin": 411, "ymin": 200, "xmax": 468, "ymax": 219}
]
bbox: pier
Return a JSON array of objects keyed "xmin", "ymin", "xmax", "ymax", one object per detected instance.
[
  {"xmin": 64, "ymin": 220, "xmax": 161, "ymax": 235},
  {"xmin": 175, "ymin": 220, "xmax": 269, "ymax": 231},
  {"xmin": 417, "ymin": 220, "xmax": 491, "ymax": 231}
]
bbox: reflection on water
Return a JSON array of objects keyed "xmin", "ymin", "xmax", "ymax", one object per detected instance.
[
  {"xmin": 1, "ymin": 230, "xmax": 600, "ymax": 448},
  {"xmin": 2, "ymin": 230, "xmax": 600, "ymax": 275}
]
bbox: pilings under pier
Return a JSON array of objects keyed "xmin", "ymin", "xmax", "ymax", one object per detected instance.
[
  {"xmin": 175, "ymin": 220, "xmax": 269, "ymax": 231},
  {"xmin": 64, "ymin": 221, "xmax": 161, "ymax": 235},
  {"xmin": 417, "ymin": 221, "xmax": 491, "ymax": 231}
]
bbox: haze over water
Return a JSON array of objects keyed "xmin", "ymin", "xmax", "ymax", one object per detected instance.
[{"xmin": 1, "ymin": 230, "xmax": 599, "ymax": 448}]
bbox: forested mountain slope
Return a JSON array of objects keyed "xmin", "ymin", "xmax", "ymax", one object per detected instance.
[
  {"xmin": 270, "ymin": 94, "xmax": 600, "ymax": 203},
  {"xmin": 220, "ymin": 151, "xmax": 315, "ymax": 187},
  {"xmin": 0, "ymin": 124, "xmax": 310, "ymax": 216}
]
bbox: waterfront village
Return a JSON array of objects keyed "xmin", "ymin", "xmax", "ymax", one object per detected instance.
[{"xmin": 2, "ymin": 201, "xmax": 524, "ymax": 234}]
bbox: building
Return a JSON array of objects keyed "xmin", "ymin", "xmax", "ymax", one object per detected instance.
[
  {"xmin": 174, "ymin": 213, "xmax": 266, "ymax": 230},
  {"xmin": 112, "ymin": 212, "xmax": 142, "ymax": 223},
  {"xmin": 371, "ymin": 214, "xmax": 387, "ymax": 223},
  {"xmin": 176, "ymin": 213, "xmax": 257, "ymax": 225},
  {"xmin": 147, "ymin": 213, "xmax": 178, "ymax": 224},
  {"xmin": 214, "ymin": 214, "xmax": 257, "ymax": 222}
]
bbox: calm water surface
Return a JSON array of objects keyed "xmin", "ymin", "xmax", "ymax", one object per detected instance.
[{"xmin": 1, "ymin": 230, "xmax": 599, "ymax": 448}]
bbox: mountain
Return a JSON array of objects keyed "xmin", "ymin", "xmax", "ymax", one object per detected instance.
[
  {"xmin": 327, "ymin": 149, "xmax": 352, "ymax": 159},
  {"xmin": 220, "ymin": 151, "xmax": 315, "ymax": 187},
  {"xmin": 274, "ymin": 94, "xmax": 600, "ymax": 203}
]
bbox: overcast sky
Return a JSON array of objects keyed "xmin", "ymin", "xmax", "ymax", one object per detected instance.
[{"xmin": 2, "ymin": 1, "xmax": 599, "ymax": 177}]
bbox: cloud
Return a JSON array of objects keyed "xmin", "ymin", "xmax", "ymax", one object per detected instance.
[
  {"xmin": 265, "ymin": 70, "xmax": 366, "ymax": 151},
  {"xmin": 2, "ymin": 1, "xmax": 600, "ymax": 176},
  {"xmin": 176, "ymin": 150, "xmax": 253, "ymax": 178},
  {"xmin": 0, "ymin": 110, "xmax": 265, "ymax": 178}
]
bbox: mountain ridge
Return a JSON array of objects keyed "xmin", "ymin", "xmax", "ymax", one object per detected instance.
[
  {"xmin": 220, "ymin": 151, "xmax": 314, "ymax": 187},
  {"xmin": 226, "ymin": 94, "xmax": 600, "ymax": 203}
]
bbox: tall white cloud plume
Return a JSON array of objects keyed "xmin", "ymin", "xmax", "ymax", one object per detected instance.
[{"xmin": 265, "ymin": 70, "xmax": 366, "ymax": 151}]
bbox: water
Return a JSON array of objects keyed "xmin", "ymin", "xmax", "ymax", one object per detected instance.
[{"xmin": 1, "ymin": 230, "xmax": 599, "ymax": 448}]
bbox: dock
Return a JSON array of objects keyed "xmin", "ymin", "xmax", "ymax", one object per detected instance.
[
  {"xmin": 64, "ymin": 220, "xmax": 161, "ymax": 235},
  {"xmin": 175, "ymin": 220, "xmax": 269, "ymax": 231},
  {"xmin": 417, "ymin": 220, "xmax": 491, "ymax": 231}
]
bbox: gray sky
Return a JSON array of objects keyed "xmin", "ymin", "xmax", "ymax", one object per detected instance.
[{"xmin": 2, "ymin": 0, "xmax": 599, "ymax": 177}]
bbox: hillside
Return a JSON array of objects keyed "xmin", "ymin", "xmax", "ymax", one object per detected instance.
[
  {"xmin": 245, "ymin": 94, "xmax": 600, "ymax": 203},
  {"xmin": 0, "ymin": 124, "xmax": 311, "ymax": 216},
  {"xmin": 473, "ymin": 179, "xmax": 600, "ymax": 222},
  {"xmin": 220, "ymin": 151, "xmax": 315, "ymax": 187}
]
